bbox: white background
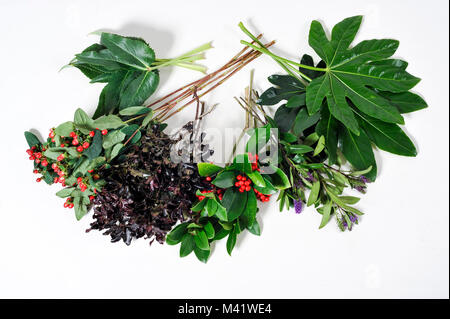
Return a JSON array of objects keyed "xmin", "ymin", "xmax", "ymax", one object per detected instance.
[{"xmin": 0, "ymin": 0, "xmax": 448, "ymax": 299}]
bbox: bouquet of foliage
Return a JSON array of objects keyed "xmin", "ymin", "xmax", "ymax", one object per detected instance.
[{"xmin": 25, "ymin": 16, "xmax": 426, "ymax": 263}]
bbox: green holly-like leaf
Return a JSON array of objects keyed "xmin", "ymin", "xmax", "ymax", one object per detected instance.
[
  {"xmin": 221, "ymin": 188, "xmax": 248, "ymax": 221},
  {"xmin": 180, "ymin": 234, "xmax": 195, "ymax": 257},
  {"xmin": 306, "ymin": 15, "xmax": 420, "ymax": 135},
  {"xmin": 197, "ymin": 162, "xmax": 223, "ymax": 177}
]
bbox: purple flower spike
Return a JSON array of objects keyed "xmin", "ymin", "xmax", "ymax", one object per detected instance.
[
  {"xmin": 349, "ymin": 214, "xmax": 358, "ymax": 223},
  {"xmin": 306, "ymin": 171, "xmax": 315, "ymax": 182},
  {"xmin": 294, "ymin": 199, "xmax": 303, "ymax": 214},
  {"xmin": 355, "ymin": 185, "xmax": 366, "ymax": 193},
  {"xmin": 360, "ymin": 175, "xmax": 370, "ymax": 184}
]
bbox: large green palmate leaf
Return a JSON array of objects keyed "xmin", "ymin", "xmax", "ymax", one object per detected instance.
[
  {"xmin": 354, "ymin": 109, "xmax": 417, "ymax": 156},
  {"xmin": 306, "ymin": 16, "xmax": 421, "ymax": 135}
]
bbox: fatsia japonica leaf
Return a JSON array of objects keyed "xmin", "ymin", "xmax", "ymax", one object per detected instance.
[
  {"xmin": 376, "ymin": 91, "xmax": 428, "ymax": 114},
  {"xmin": 306, "ymin": 15, "xmax": 421, "ymax": 135},
  {"xmin": 354, "ymin": 109, "xmax": 417, "ymax": 156}
]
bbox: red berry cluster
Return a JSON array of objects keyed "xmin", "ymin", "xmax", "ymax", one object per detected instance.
[
  {"xmin": 235, "ymin": 175, "xmax": 252, "ymax": 192},
  {"xmin": 27, "ymin": 127, "xmax": 105, "ymax": 206},
  {"xmin": 248, "ymin": 152, "xmax": 260, "ymax": 171},
  {"xmin": 63, "ymin": 198, "xmax": 74, "ymax": 209},
  {"xmin": 68, "ymin": 130, "xmax": 92, "ymax": 152},
  {"xmin": 195, "ymin": 176, "xmax": 224, "ymax": 201},
  {"xmin": 254, "ymin": 188, "xmax": 271, "ymax": 202}
]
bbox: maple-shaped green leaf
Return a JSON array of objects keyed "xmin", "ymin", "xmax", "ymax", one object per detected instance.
[{"xmin": 306, "ymin": 16, "xmax": 421, "ymax": 135}]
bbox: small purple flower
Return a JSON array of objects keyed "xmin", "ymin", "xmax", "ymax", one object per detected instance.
[
  {"xmin": 306, "ymin": 171, "xmax": 315, "ymax": 182},
  {"xmin": 295, "ymin": 180, "xmax": 304, "ymax": 189},
  {"xmin": 355, "ymin": 185, "xmax": 366, "ymax": 193},
  {"xmin": 349, "ymin": 214, "xmax": 358, "ymax": 223},
  {"xmin": 359, "ymin": 175, "xmax": 370, "ymax": 184},
  {"xmin": 294, "ymin": 199, "xmax": 303, "ymax": 214}
]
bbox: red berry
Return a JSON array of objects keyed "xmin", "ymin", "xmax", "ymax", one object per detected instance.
[
  {"xmin": 235, "ymin": 182, "xmax": 240, "ymax": 187},
  {"xmin": 239, "ymin": 188, "xmax": 245, "ymax": 193},
  {"xmin": 245, "ymin": 180, "xmax": 251, "ymax": 185},
  {"xmin": 89, "ymin": 195, "xmax": 95, "ymax": 200},
  {"xmin": 51, "ymin": 163, "xmax": 58, "ymax": 170},
  {"xmin": 57, "ymin": 154, "xmax": 64, "ymax": 161},
  {"xmin": 49, "ymin": 131, "xmax": 55, "ymax": 138},
  {"xmin": 26, "ymin": 149, "xmax": 33, "ymax": 155},
  {"xmin": 41, "ymin": 160, "xmax": 48, "ymax": 167},
  {"xmin": 33, "ymin": 169, "xmax": 38, "ymax": 174},
  {"xmin": 101, "ymin": 129, "xmax": 108, "ymax": 135},
  {"xmin": 68, "ymin": 203, "xmax": 74, "ymax": 209},
  {"xmin": 54, "ymin": 177, "xmax": 59, "ymax": 183},
  {"xmin": 29, "ymin": 155, "xmax": 35, "ymax": 160},
  {"xmin": 58, "ymin": 171, "xmax": 65, "ymax": 177},
  {"xmin": 237, "ymin": 175, "xmax": 242, "ymax": 180},
  {"xmin": 82, "ymin": 142, "xmax": 90, "ymax": 149},
  {"xmin": 199, "ymin": 196, "xmax": 205, "ymax": 201},
  {"xmin": 245, "ymin": 186, "xmax": 251, "ymax": 191},
  {"xmin": 72, "ymin": 139, "xmax": 79, "ymax": 146},
  {"xmin": 69, "ymin": 132, "xmax": 77, "ymax": 138},
  {"xmin": 36, "ymin": 177, "xmax": 42, "ymax": 182},
  {"xmin": 32, "ymin": 146, "xmax": 36, "ymax": 150},
  {"xmin": 35, "ymin": 159, "xmax": 40, "ymax": 164},
  {"xmin": 60, "ymin": 144, "xmax": 65, "ymax": 147},
  {"xmin": 51, "ymin": 138, "xmax": 55, "ymax": 143},
  {"xmin": 206, "ymin": 176, "xmax": 212, "ymax": 182},
  {"xmin": 59, "ymin": 177, "xmax": 65, "ymax": 183},
  {"xmin": 63, "ymin": 202, "xmax": 69, "ymax": 208},
  {"xmin": 89, "ymin": 131, "xmax": 95, "ymax": 137},
  {"xmin": 76, "ymin": 146, "xmax": 84, "ymax": 152},
  {"xmin": 88, "ymin": 170, "xmax": 94, "ymax": 173},
  {"xmin": 77, "ymin": 177, "xmax": 83, "ymax": 183}
]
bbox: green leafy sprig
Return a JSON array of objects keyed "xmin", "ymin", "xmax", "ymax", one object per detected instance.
[
  {"xmin": 24, "ymin": 106, "xmax": 156, "ymax": 219},
  {"xmin": 166, "ymin": 152, "xmax": 290, "ymax": 263},
  {"xmin": 66, "ymin": 32, "xmax": 212, "ymax": 119}
]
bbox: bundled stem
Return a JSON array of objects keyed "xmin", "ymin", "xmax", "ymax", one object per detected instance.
[
  {"xmin": 149, "ymin": 36, "xmax": 275, "ymax": 122},
  {"xmin": 123, "ymin": 35, "xmax": 275, "ymax": 147}
]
